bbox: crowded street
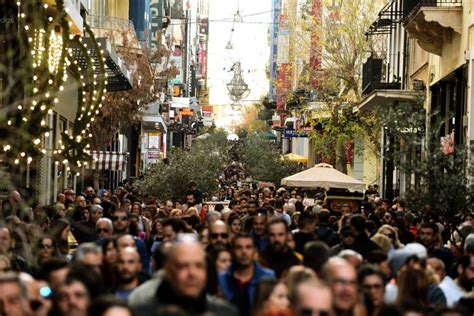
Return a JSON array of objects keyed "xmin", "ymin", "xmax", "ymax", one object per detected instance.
[{"xmin": 1, "ymin": 0, "xmax": 474, "ymax": 316}]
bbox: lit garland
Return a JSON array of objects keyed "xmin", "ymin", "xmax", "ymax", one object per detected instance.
[
  {"xmin": 1, "ymin": 0, "xmax": 107, "ymax": 177},
  {"xmin": 58, "ymin": 19, "xmax": 106, "ymax": 171}
]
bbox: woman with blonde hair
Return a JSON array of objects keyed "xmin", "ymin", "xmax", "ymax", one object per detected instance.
[{"xmin": 377, "ymin": 224, "xmax": 403, "ymax": 254}]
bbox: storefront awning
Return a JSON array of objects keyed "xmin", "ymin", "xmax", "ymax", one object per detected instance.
[
  {"xmin": 358, "ymin": 89, "xmax": 422, "ymax": 111},
  {"xmin": 89, "ymin": 151, "xmax": 128, "ymax": 171}
]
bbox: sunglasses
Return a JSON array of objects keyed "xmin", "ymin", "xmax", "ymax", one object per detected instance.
[
  {"xmin": 210, "ymin": 233, "xmax": 229, "ymax": 239},
  {"xmin": 41, "ymin": 244, "xmax": 53, "ymax": 249},
  {"xmin": 384, "ymin": 233, "xmax": 395, "ymax": 238},
  {"xmin": 96, "ymin": 228, "xmax": 110, "ymax": 233},
  {"xmin": 113, "ymin": 216, "xmax": 128, "ymax": 221},
  {"xmin": 299, "ymin": 307, "xmax": 330, "ymax": 316}
]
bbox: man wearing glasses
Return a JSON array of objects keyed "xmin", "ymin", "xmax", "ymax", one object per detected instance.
[
  {"xmin": 292, "ymin": 278, "xmax": 333, "ymax": 316},
  {"xmin": 209, "ymin": 220, "xmax": 230, "ymax": 248}
]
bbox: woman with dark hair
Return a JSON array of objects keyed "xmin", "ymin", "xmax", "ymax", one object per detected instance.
[
  {"xmin": 227, "ymin": 212, "xmax": 242, "ymax": 237},
  {"xmin": 358, "ymin": 265, "xmax": 387, "ymax": 316},
  {"xmin": 101, "ymin": 237, "xmax": 118, "ymax": 292},
  {"xmin": 48, "ymin": 219, "xmax": 72, "ymax": 257},
  {"xmin": 150, "ymin": 218, "xmax": 164, "ymax": 253},
  {"xmin": 251, "ymin": 278, "xmax": 289, "ymax": 316},
  {"xmin": 36, "ymin": 235, "xmax": 58, "ymax": 265},
  {"xmin": 397, "ymin": 267, "xmax": 430, "ymax": 309},
  {"xmin": 209, "ymin": 244, "xmax": 232, "ymax": 273},
  {"xmin": 131, "ymin": 202, "xmax": 151, "ymax": 242}
]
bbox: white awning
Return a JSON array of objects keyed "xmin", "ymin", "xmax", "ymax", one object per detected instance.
[{"xmin": 89, "ymin": 151, "xmax": 128, "ymax": 171}]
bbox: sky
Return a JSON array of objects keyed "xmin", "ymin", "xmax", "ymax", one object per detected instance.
[{"xmin": 207, "ymin": 0, "xmax": 272, "ymax": 116}]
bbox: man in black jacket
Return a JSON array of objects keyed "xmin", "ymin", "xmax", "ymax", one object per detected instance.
[
  {"xmin": 131, "ymin": 238, "xmax": 237, "ymax": 316},
  {"xmin": 349, "ymin": 215, "xmax": 381, "ymax": 258}
]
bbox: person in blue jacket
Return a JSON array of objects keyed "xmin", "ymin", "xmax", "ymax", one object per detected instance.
[{"xmin": 218, "ymin": 232, "xmax": 275, "ymax": 316}]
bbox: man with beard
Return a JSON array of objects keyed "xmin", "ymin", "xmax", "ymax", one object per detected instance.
[
  {"xmin": 259, "ymin": 217, "xmax": 301, "ymax": 278},
  {"xmin": 219, "ymin": 233, "xmax": 275, "ymax": 316},
  {"xmin": 209, "ymin": 220, "xmax": 230, "ymax": 248},
  {"xmin": 115, "ymin": 247, "xmax": 146, "ymax": 299},
  {"xmin": 250, "ymin": 211, "xmax": 268, "ymax": 251},
  {"xmin": 450, "ymin": 254, "xmax": 474, "ymax": 305}
]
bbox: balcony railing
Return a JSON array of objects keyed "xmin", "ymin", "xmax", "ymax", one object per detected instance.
[
  {"xmin": 403, "ymin": 0, "xmax": 462, "ymax": 22},
  {"xmin": 362, "ymin": 55, "xmax": 401, "ymax": 96}
]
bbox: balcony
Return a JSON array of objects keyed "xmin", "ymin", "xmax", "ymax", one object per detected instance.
[
  {"xmin": 362, "ymin": 56, "xmax": 401, "ymax": 96},
  {"xmin": 403, "ymin": 0, "xmax": 462, "ymax": 56},
  {"xmin": 44, "ymin": 0, "xmax": 84, "ymax": 35}
]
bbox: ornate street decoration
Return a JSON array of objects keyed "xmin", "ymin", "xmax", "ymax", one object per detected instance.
[{"xmin": 226, "ymin": 62, "xmax": 250, "ymax": 111}]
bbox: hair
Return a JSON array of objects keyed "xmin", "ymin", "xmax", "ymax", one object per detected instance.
[
  {"xmin": 162, "ymin": 218, "xmax": 187, "ymax": 234},
  {"xmin": 303, "ymin": 241, "xmax": 330, "ymax": 274},
  {"xmin": 350, "ymin": 215, "xmax": 367, "ymax": 234},
  {"xmin": 38, "ymin": 257, "xmax": 69, "ymax": 281},
  {"xmin": 267, "ymin": 217, "xmax": 289, "ymax": 232},
  {"xmin": 231, "ymin": 232, "xmax": 256, "ymax": 248},
  {"xmin": 250, "ymin": 278, "xmax": 279, "ymax": 316},
  {"xmin": 274, "ymin": 198, "xmax": 285, "ymax": 209},
  {"xmin": 87, "ymin": 295, "xmax": 134, "ymax": 316},
  {"xmin": 131, "ymin": 201, "xmax": 142, "ymax": 213},
  {"xmin": 377, "ymin": 224, "xmax": 402, "ymax": 248},
  {"xmin": 371, "ymin": 233, "xmax": 392, "ymax": 255},
  {"xmin": 291, "ymin": 277, "xmax": 329, "ymax": 307},
  {"xmin": 0, "ymin": 272, "xmax": 28, "ymax": 299},
  {"xmin": 318, "ymin": 209, "xmax": 330, "ymax": 224},
  {"xmin": 96, "ymin": 217, "xmax": 113, "ymax": 231},
  {"xmin": 285, "ymin": 266, "xmax": 316, "ymax": 303},
  {"xmin": 227, "ymin": 212, "xmax": 241, "ymax": 227},
  {"xmin": 396, "ymin": 267, "xmax": 430, "ymax": 308},
  {"xmin": 65, "ymin": 263, "xmax": 104, "ymax": 299},
  {"xmin": 74, "ymin": 243, "xmax": 102, "ymax": 261},
  {"xmin": 298, "ymin": 211, "xmax": 317, "ymax": 229},
  {"xmin": 357, "ymin": 264, "xmax": 387, "ymax": 285}
]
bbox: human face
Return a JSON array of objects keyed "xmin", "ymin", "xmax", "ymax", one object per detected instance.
[
  {"xmin": 0, "ymin": 228, "xmax": 13, "ymax": 254},
  {"xmin": 90, "ymin": 209, "xmax": 103, "ymax": 223},
  {"xmin": 117, "ymin": 248, "xmax": 141, "ymax": 283},
  {"xmin": 326, "ymin": 264, "xmax": 358, "ymax": 312},
  {"xmin": 458, "ymin": 255, "xmax": 474, "ymax": 291},
  {"xmin": 186, "ymin": 194, "xmax": 196, "ymax": 206},
  {"xmin": 253, "ymin": 215, "xmax": 266, "ymax": 237},
  {"xmin": 199, "ymin": 228, "xmax": 209, "ymax": 247},
  {"xmin": 230, "ymin": 219, "xmax": 242, "ymax": 234},
  {"xmin": 0, "ymin": 280, "xmax": 29, "ymax": 316},
  {"xmin": 82, "ymin": 209, "xmax": 90, "ymax": 221},
  {"xmin": 81, "ymin": 253, "xmax": 102, "ymax": 274},
  {"xmin": 104, "ymin": 242, "xmax": 117, "ymax": 265},
  {"xmin": 362, "ymin": 275, "xmax": 385, "ymax": 307},
  {"xmin": 112, "ymin": 212, "xmax": 130, "ymax": 234},
  {"xmin": 267, "ymin": 283, "xmax": 289, "ymax": 309},
  {"xmin": 131, "ymin": 204, "xmax": 141, "ymax": 216},
  {"xmin": 233, "ymin": 237, "xmax": 256, "ymax": 267},
  {"xmin": 39, "ymin": 238, "xmax": 55, "ymax": 259},
  {"xmin": 162, "ymin": 225, "xmax": 177, "ymax": 243},
  {"xmin": 56, "ymin": 281, "xmax": 89, "ymax": 316},
  {"xmin": 209, "ymin": 221, "xmax": 229, "ymax": 247},
  {"xmin": 96, "ymin": 222, "xmax": 112, "ymax": 238},
  {"xmin": 216, "ymin": 251, "xmax": 232, "ymax": 273},
  {"xmin": 294, "ymin": 284, "xmax": 332, "ymax": 316},
  {"xmin": 418, "ymin": 228, "xmax": 435, "ymax": 248},
  {"xmin": 268, "ymin": 223, "xmax": 288, "ymax": 253},
  {"xmin": 166, "ymin": 243, "xmax": 207, "ymax": 299},
  {"xmin": 48, "ymin": 267, "xmax": 69, "ymax": 292},
  {"xmin": 76, "ymin": 196, "xmax": 87, "ymax": 209},
  {"xmin": 116, "ymin": 235, "xmax": 136, "ymax": 250},
  {"xmin": 380, "ymin": 229, "xmax": 395, "ymax": 244}
]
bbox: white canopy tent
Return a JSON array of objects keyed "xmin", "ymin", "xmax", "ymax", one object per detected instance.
[{"xmin": 281, "ymin": 163, "xmax": 365, "ymax": 191}]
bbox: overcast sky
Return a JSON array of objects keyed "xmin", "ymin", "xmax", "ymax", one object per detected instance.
[{"xmin": 207, "ymin": 0, "xmax": 272, "ymax": 107}]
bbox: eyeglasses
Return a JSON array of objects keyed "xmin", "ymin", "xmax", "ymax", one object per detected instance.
[
  {"xmin": 41, "ymin": 243, "xmax": 53, "ymax": 249},
  {"xmin": 96, "ymin": 228, "xmax": 110, "ymax": 233},
  {"xmin": 299, "ymin": 307, "xmax": 330, "ymax": 316},
  {"xmin": 383, "ymin": 233, "xmax": 395, "ymax": 239},
  {"xmin": 113, "ymin": 216, "xmax": 128, "ymax": 221},
  {"xmin": 210, "ymin": 233, "xmax": 229, "ymax": 239}
]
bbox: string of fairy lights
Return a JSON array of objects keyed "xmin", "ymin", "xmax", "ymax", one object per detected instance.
[{"xmin": 1, "ymin": 0, "xmax": 107, "ymax": 176}]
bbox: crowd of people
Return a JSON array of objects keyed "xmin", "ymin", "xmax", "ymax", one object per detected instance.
[{"xmin": 0, "ymin": 170, "xmax": 474, "ymax": 316}]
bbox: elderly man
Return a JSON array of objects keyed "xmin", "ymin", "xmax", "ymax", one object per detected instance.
[
  {"xmin": 322, "ymin": 257, "xmax": 359, "ymax": 316},
  {"xmin": 95, "ymin": 218, "xmax": 113, "ymax": 239},
  {"xmin": 0, "ymin": 272, "xmax": 32, "ymax": 316},
  {"xmin": 131, "ymin": 238, "xmax": 237, "ymax": 315}
]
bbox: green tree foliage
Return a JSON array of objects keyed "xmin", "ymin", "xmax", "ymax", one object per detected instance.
[
  {"xmin": 378, "ymin": 100, "xmax": 474, "ymax": 217},
  {"xmin": 137, "ymin": 130, "xmax": 229, "ymax": 201},
  {"xmin": 239, "ymin": 134, "xmax": 302, "ymax": 185}
]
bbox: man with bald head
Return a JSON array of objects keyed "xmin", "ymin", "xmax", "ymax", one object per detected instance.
[
  {"xmin": 132, "ymin": 238, "xmax": 237, "ymax": 315},
  {"xmin": 322, "ymin": 257, "xmax": 359, "ymax": 316},
  {"xmin": 209, "ymin": 220, "xmax": 230, "ymax": 248},
  {"xmin": 115, "ymin": 247, "xmax": 144, "ymax": 299},
  {"xmin": 1, "ymin": 190, "xmax": 29, "ymax": 221},
  {"xmin": 292, "ymin": 278, "xmax": 333, "ymax": 316}
]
